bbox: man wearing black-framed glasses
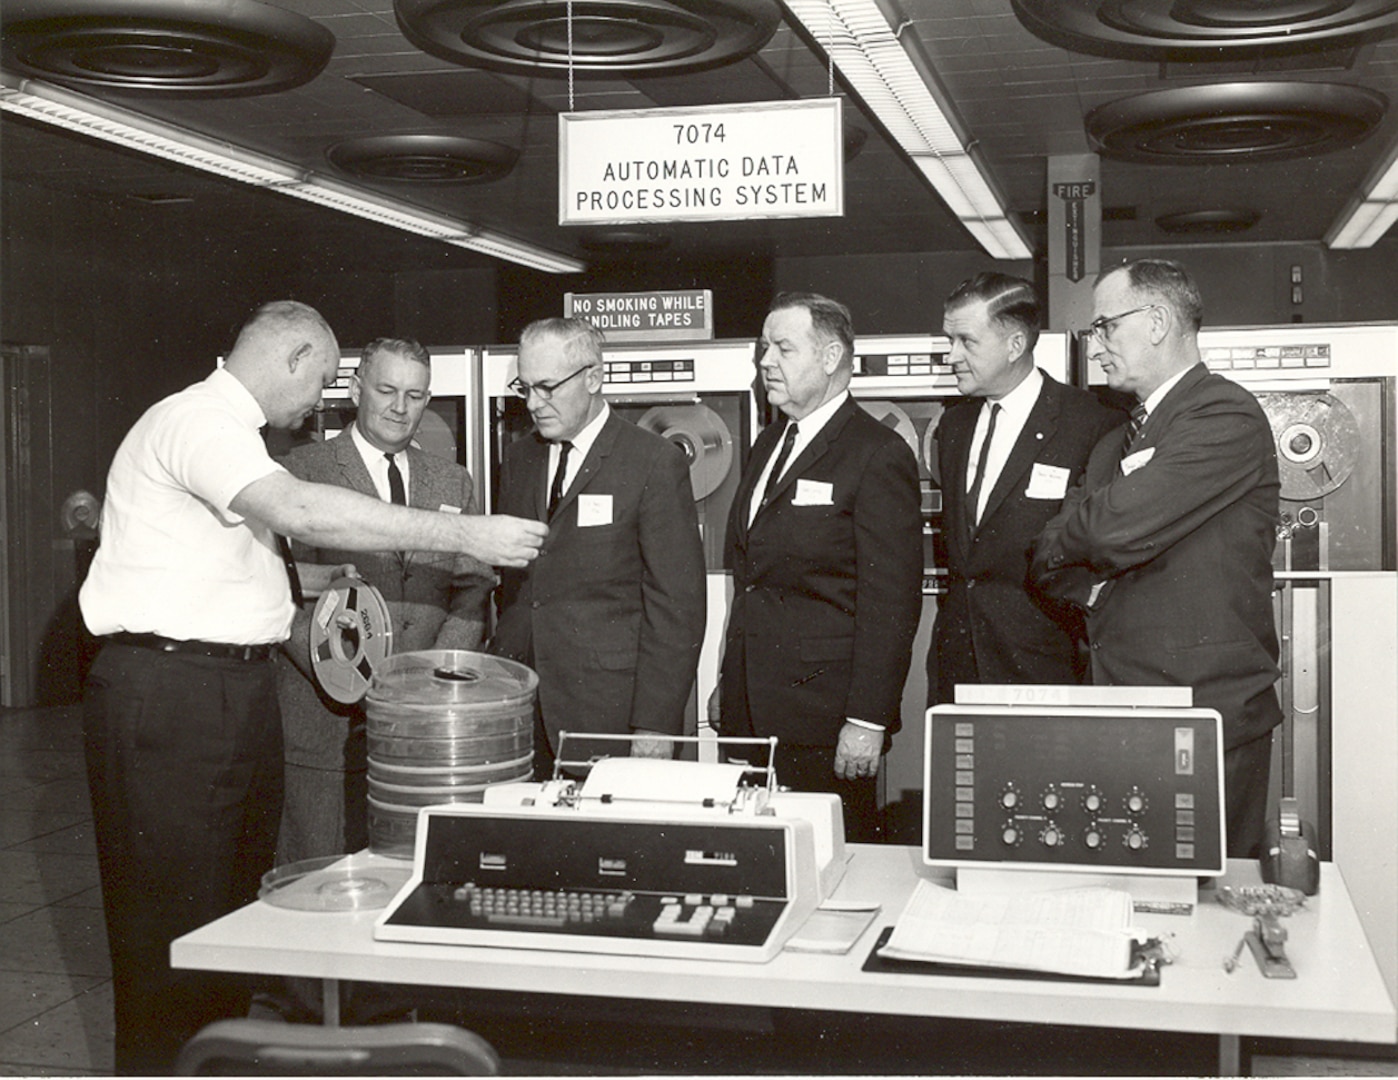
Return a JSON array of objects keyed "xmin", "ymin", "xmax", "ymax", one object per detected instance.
[
  {"xmin": 507, "ymin": 362, "xmax": 589, "ymax": 403},
  {"xmin": 1031, "ymin": 259, "xmax": 1282, "ymax": 859},
  {"xmin": 491, "ymin": 317, "xmax": 706, "ymax": 777}
]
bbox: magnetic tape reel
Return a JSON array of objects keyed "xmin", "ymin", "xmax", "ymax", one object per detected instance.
[
  {"xmin": 259, "ymin": 853, "xmax": 412, "ymax": 911},
  {"xmin": 638, "ymin": 404, "xmax": 735, "ymax": 500},
  {"xmin": 1257, "ymin": 392, "xmax": 1360, "ymax": 502},
  {"xmin": 310, "ymin": 576, "xmax": 394, "ymax": 704}
]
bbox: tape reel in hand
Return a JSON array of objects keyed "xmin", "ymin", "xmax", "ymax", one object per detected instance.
[{"xmin": 309, "ymin": 576, "xmax": 394, "ymax": 704}]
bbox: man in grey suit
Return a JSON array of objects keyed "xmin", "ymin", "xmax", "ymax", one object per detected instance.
[
  {"xmin": 491, "ymin": 317, "xmax": 706, "ymax": 776},
  {"xmin": 1031, "ymin": 259, "xmax": 1282, "ymax": 857},
  {"xmin": 275, "ymin": 337, "xmax": 494, "ymax": 863}
]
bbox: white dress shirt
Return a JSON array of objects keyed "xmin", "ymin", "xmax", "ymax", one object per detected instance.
[
  {"xmin": 79, "ymin": 367, "xmax": 291, "ymax": 643},
  {"xmin": 547, "ymin": 402, "xmax": 609, "ymax": 505},
  {"xmin": 747, "ymin": 390, "xmax": 850, "ymax": 527},
  {"xmin": 351, "ymin": 423, "xmax": 412, "ymax": 503},
  {"xmin": 965, "ymin": 367, "xmax": 1044, "ymax": 524}
]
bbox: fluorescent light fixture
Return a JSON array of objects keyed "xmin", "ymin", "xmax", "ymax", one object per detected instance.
[
  {"xmin": 781, "ymin": 0, "xmax": 1031, "ymax": 259},
  {"xmin": 0, "ymin": 73, "xmax": 586, "ymax": 274},
  {"xmin": 1327, "ymin": 135, "xmax": 1398, "ymax": 249}
]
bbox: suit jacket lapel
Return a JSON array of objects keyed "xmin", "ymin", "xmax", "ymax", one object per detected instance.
[
  {"xmin": 332, "ymin": 430, "xmax": 377, "ymax": 497},
  {"xmin": 549, "ymin": 412, "xmax": 619, "ymax": 529},
  {"xmin": 942, "ymin": 403, "xmax": 976, "ymax": 560},
  {"xmin": 518, "ymin": 434, "xmax": 549, "ymax": 522},
  {"xmin": 1139, "ymin": 361, "xmax": 1208, "ymax": 450},
  {"xmin": 334, "ymin": 429, "xmax": 405, "ymax": 566},
  {"xmin": 734, "ymin": 420, "xmax": 782, "ymax": 549},
  {"xmin": 752, "ymin": 398, "xmax": 855, "ymax": 527},
  {"xmin": 402, "ymin": 446, "xmax": 440, "ymax": 569},
  {"xmin": 978, "ymin": 375, "xmax": 1060, "ymax": 530}
]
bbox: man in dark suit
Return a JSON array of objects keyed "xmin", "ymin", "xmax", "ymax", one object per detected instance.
[
  {"xmin": 276, "ymin": 337, "xmax": 495, "ymax": 863},
  {"xmin": 929, "ymin": 273, "xmax": 1121, "ymax": 705},
  {"xmin": 715, "ymin": 292, "xmax": 923, "ymax": 842},
  {"xmin": 491, "ymin": 317, "xmax": 706, "ymax": 774},
  {"xmin": 1031, "ymin": 259, "xmax": 1282, "ymax": 857}
]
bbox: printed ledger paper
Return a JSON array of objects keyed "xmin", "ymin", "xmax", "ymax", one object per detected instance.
[{"xmin": 878, "ymin": 880, "xmax": 1146, "ymax": 979}]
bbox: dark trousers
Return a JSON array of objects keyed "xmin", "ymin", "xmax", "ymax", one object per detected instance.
[
  {"xmin": 1225, "ymin": 728, "xmax": 1274, "ymax": 860},
  {"xmin": 724, "ymin": 741, "xmax": 882, "ymax": 844},
  {"xmin": 83, "ymin": 643, "xmax": 283, "ymax": 1075}
]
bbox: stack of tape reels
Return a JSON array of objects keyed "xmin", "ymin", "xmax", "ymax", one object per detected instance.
[{"xmin": 309, "ymin": 575, "xmax": 538, "ymax": 859}]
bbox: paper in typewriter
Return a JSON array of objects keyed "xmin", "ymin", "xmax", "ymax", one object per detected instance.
[{"xmin": 879, "ymin": 879, "xmax": 1145, "ymax": 979}]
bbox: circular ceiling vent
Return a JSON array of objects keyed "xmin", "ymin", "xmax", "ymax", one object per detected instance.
[
  {"xmin": 327, "ymin": 135, "xmax": 518, "ymax": 184},
  {"xmin": 1156, "ymin": 208, "xmax": 1262, "ymax": 233},
  {"xmin": 0, "ymin": 0, "xmax": 334, "ymax": 95},
  {"xmin": 1086, "ymin": 83, "xmax": 1387, "ymax": 163},
  {"xmin": 395, "ymin": 0, "xmax": 781, "ymax": 77},
  {"xmin": 1012, "ymin": 0, "xmax": 1398, "ymax": 60}
]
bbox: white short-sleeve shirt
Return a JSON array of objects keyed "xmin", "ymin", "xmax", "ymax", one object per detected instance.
[{"xmin": 79, "ymin": 367, "xmax": 293, "ymax": 643}]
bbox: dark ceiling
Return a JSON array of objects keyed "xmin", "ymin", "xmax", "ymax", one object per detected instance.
[{"xmin": 3, "ymin": 0, "xmax": 1397, "ymax": 275}]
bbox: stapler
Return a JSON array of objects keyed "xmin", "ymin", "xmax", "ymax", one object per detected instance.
[
  {"xmin": 1260, "ymin": 797, "xmax": 1320, "ymax": 896},
  {"xmin": 1245, "ymin": 913, "xmax": 1296, "ymax": 979}
]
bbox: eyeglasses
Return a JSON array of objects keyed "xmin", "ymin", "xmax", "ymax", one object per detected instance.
[
  {"xmin": 508, "ymin": 365, "xmax": 590, "ymax": 400},
  {"xmin": 1081, "ymin": 304, "xmax": 1156, "ymax": 343}
]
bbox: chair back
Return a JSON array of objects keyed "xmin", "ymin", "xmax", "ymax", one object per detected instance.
[{"xmin": 176, "ymin": 1018, "xmax": 500, "ymax": 1075}]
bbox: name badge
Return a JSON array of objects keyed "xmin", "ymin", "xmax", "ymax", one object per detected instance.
[
  {"xmin": 1025, "ymin": 462, "xmax": 1070, "ymax": 500},
  {"xmin": 577, "ymin": 494, "xmax": 613, "ymax": 527},
  {"xmin": 1121, "ymin": 447, "xmax": 1156, "ymax": 477},
  {"xmin": 792, "ymin": 479, "xmax": 834, "ymax": 506},
  {"xmin": 438, "ymin": 503, "xmax": 462, "ymax": 515}
]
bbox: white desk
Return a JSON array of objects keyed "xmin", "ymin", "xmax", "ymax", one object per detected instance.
[{"xmin": 172, "ymin": 846, "xmax": 1395, "ymax": 1074}]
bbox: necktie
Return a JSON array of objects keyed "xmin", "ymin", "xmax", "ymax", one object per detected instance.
[
  {"xmin": 966, "ymin": 403, "xmax": 1000, "ymax": 533},
  {"xmin": 385, "ymin": 453, "xmax": 406, "ymax": 505},
  {"xmin": 760, "ymin": 421, "xmax": 799, "ymax": 509},
  {"xmin": 548, "ymin": 441, "xmax": 572, "ymax": 519},
  {"xmin": 1126, "ymin": 402, "xmax": 1148, "ymax": 444}
]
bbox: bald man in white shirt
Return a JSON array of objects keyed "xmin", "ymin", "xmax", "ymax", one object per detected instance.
[{"xmin": 80, "ymin": 301, "xmax": 545, "ymax": 1074}]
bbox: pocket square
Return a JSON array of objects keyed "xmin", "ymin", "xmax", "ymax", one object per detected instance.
[{"xmin": 1120, "ymin": 447, "xmax": 1155, "ymax": 476}]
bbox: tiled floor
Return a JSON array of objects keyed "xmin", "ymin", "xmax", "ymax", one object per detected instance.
[
  {"xmin": 1, "ymin": 702, "xmax": 1394, "ymax": 1077},
  {"xmin": 0, "ymin": 704, "xmax": 112, "ymax": 1076}
]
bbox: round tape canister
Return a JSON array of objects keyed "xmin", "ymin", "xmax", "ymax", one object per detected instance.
[{"xmin": 310, "ymin": 576, "xmax": 394, "ymax": 704}]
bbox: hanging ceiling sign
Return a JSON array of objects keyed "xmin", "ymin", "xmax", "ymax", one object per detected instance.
[{"xmin": 560, "ymin": 98, "xmax": 843, "ymax": 226}]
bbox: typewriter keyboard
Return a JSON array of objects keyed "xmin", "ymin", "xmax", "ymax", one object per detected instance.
[
  {"xmin": 453, "ymin": 884, "xmax": 634, "ymax": 929},
  {"xmin": 434, "ymin": 883, "xmax": 777, "ymax": 943}
]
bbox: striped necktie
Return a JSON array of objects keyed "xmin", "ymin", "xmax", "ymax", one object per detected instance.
[{"xmin": 1127, "ymin": 402, "xmax": 1147, "ymax": 442}]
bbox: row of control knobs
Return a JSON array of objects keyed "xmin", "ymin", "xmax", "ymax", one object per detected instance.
[
  {"xmin": 999, "ymin": 784, "xmax": 1148, "ymax": 816},
  {"xmin": 1000, "ymin": 821, "xmax": 1149, "ymax": 851},
  {"xmin": 999, "ymin": 783, "xmax": 1150, "ymax": 851}
]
